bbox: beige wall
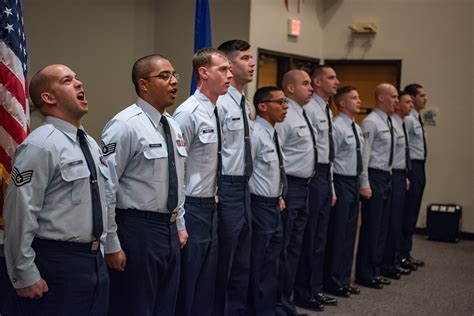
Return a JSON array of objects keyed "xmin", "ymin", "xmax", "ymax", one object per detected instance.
[
  {"xmin": 321, "ymin": 0, "xmax": 474, "ymax": 232},
  {"xmin": 21, "ymin": 0, "xmax": 474, "ymax": 232}
]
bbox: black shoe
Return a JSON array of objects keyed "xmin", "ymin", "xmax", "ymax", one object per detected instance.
[
  {"xmin": 326, "ymin": 287, "xmax": 351, "ymax": 298},
  {"xmin": 345, "ymin": 285, "xmax": 360, "ymax": 295},
  {"xmin": 314, "ymin": 293, "xmax": 337, "ymax": 306},
  {"xmin": 294, "ymin": 296, "xmax": 325, "ymax": 311},
  {"xmin": 395, "ymin": 266, "xmax": 411, "ymax": 275},
  {"xmin": 381, "ymin": 268, "xmax": 401, "ymax": 280},
  {"xmin": 409, "ymin": 256, "xmax": 424, "ymax": 267},
  {"xmin": 355, "ymin": 279, "xmax": 383, "ymax": 289},
  {"xmin": 376, "ymin": 276, "xmax": 391, "ymax": 285},
  {"xmin": 400, "ymin": 258, "xmax": 418, "ymax": 271}
]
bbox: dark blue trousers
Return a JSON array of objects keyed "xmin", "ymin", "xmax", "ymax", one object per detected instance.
[
  {"xmin": 276, "ymin": 176, "xmax": 309, "ymax": 316},
  {"xmin": 400, "ymin": 160, "xmax": 425, "ymax": 259},
  {"xmin": 294, "ymin": 164, "xmax": 332, "ymax": 300},
  {"xmin": 5, "ymin": 238, "xmax": 109, "ymax": 316},
  {"xmin": 249, "ymin": 195, "xmax": 283, "ymax": 316},
  {"xmin": 215, "ymin": 176, "xmax": 251, "ymax": 316},
  {"xmin": 355, "ymin": 169, "xmax": 392, "ymax": 282},
  {"xmin": 108, "ymin": 209, "xmax": 180, "ymax": 316},
  {"xmin": 177, "ymin": 197, "xmax": 218, "ymax": 316},
  {"xmin": 324, "ymin": 174, "xmax": 359, "ymax": 291},
  {"xmin": 383, "ymin": 170, "xmax": 407, "ymax": 269},
  {"xmin": 0, "ymin": 252, "xmax": 13, "ymax": 312}
]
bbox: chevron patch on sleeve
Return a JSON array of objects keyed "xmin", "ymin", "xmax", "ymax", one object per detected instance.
[
  {"xmin": 101, "ymin": 141, "xmax": 117, "ymax": 156},
  {"xmin": 11, "ymin": 167, "xmax": 34, "ymax": 187}
]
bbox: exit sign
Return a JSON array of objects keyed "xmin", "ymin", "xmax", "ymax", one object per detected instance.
[{"xmin": 288, "ymin": 19, "xmax": 301, "ymax": 37}]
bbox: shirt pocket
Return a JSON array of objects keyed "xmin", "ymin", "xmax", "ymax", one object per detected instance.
[
  {"xmin": 262, "ymin": 150, "xmax": 279, "ymax": 178},
  {"xmin": 224, "ymin": 116, "xmax": 244, "ymax": 149},
  {"xmin": 414, "ymin": 125, "xmax": 423, "ymax": 135},
  {"xmin": 199, "ymin": 127, "xmax": 218, "ymax": 158},
  {"xmin": 396, "ymin": 135, "xmax": 405, "ymax": 145},
  {"xmin": 143, "ymin": 145, "xmax": 168, "ymax": 182},
  {"xmin": 379, "ymin": 129, "xmax": 391, "ymax": 140},
  {"xmin": 60, "ymin": 160, "xmax": 90, "ymax": 205},
  {"xmin": 296, "ymin": 125, "xmax": 311, "ymax": 149},
  {"xmin": 317, "ymin": 119, "xmax": 329, "ymax": 132}
]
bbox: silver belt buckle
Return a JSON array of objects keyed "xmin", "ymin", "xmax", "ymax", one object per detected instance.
[
  {"xmin": 91, "ymin": 240, "xmax": 99, "ymax": 251},
  {"xmin": 170, "ymin": 212, "xmax": 177, "ymax": 223}
]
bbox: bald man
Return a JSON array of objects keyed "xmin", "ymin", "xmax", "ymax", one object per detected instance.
[
  {"xmin": 3, "ymin": 64, "xmax": 111, "ymax": 315},
  {"xmin": 355, "ymin": 83, "xmax": 398, "ymax": 289},
  {"xmin": 274, "ymin": 70, "xmax": 319, "ymax": 315}
]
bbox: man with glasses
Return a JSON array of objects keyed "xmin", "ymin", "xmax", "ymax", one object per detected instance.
[
  {"xmin": 275, "ymin": 69, "xmax": 317, "ymax": 316},
  {"xmin": 248, "ymin": 86, "xmax": 288, "ymax": 315},
  {"xmin": 102, "ymin": 54, "xmax": 188, "ymax": 315},
  {"xmin": 213, "ymin": 40, "xmax": 255, "ymax": 316},
  {"xmin": 173, "ymin": 48, "xmax": 233, "ymax": 316}
]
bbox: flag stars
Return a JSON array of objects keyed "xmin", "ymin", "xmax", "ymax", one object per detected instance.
[
  {"xmin": 4, "ymin": 24, "xmax": 14, "ymax": 33},
  {"xmin": 3, "ymin": 7, "xmax": 13, "ymax": 17}
]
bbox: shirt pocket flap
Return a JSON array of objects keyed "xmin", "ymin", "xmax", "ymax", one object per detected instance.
[
  {"xmin": 226, "ymin": 116, "xmax": 244, "ymax": 131},
  {"xmin": 199, "ymin": 128, "xmax": 218, "ymax": 143},
  {"xmin": 143, "ymin": 145, "xmax": 168, "ymax": 159},
  {"xmin": 317, "ymin": 120, "xmax": 329, "ymax": 131},
  {"xmin": 344, "ymin": 134, "xmax": 356, "ymax": 144},
  {"xmin": 60, "ymin": 160, "xmax": 90, "ymax": 182},
  {"xmin": 379, "ymin": 129, "xmax": 391, "ymax": 139},
  {"xmin": 296, "ymin": 126, "xmax": 310, "ymax": 137},
  {"xmin": 414, "ymin": 125, "xmax": 423, "ymax": 135},
  {"xmin": 262, "ymin": 150, "xmax": 278, "ymax": 162}
]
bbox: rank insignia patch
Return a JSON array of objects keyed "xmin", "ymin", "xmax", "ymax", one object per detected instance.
[
  {"xmin": 11, "ymin": 167, "xmax": 34, "ymax": 187},
  {"xmin": 101, "ymin": 141, "xmax": 116, "ymax": 156}
]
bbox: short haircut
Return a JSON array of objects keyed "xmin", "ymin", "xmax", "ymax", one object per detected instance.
[
  {"xmin": 29, "ymin": 66, "xmax": 50, "ymax": 109},
  {"xmin": 132, "ymin": 54, "xmax": 168, "ymax": 94},
  {"xmin": 398, "ymin": 90, "xmax": 410, "ymax": 98},
  {"xmin": 310, "ymin": 64, "xmax": 333, "ymax": 79},
  {"xmin": 334, "ymin": 86, "xmax": 357, "ymax": 105},
  {"xmin": 192, "ymin": 48, "xmax": 227, "ymax": 81},
  {"xmin": 217, "ymin": 39, "xmax": 251, "ymax": 59},
  {"xmin": 404, "ymin": 83, "xmax": 423, "ymax": 97},
  {"xmin": 253, "ymin": 86, "xmax": 282, "ymax": 114}
]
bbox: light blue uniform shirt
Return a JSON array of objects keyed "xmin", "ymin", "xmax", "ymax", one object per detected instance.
[
  {"xmin": 404, "ymin": 109, "xmax": 425, "ymax": 160},
  {"xmin": 360, "ymin": 108, "xmax": 393, "ymax": 188},
  {"xmin": 304, "ymin": 93, "xmax": 333, "ymax": 164},
  {"xmin": 275, "ymin": 98, "xmax": 316, "ymax": 178},
  {"xmin": 391, "ymin": 114, "xmax": 408, "ymax": 170},
  {"xmin": 217, "ymin": 85, "xmax": 254, "ymax": 176},
  {"xmin": 332, "ymin": 113, "xmax": 364, "ymax": 176},
  {"xmin": 4, "ymin": 117, "xmax": 110, "ymax": 289},
  {"xmin": 101, "ymin": 98, "xmax": 187, "ymax": 253},
  {"xmin": 249, "ymin": 116, "xmax": 282, "ymax": 197},
  {"xmin": 173, "ymin": 90, "xmax": 219, "ymax": 198}
]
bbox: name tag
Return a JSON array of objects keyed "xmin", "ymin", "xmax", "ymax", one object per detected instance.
[
  {"xmin": 347, "ymin": 135, "xmax": 354, "ymax": 138},
  {"xmin": 202, "ymin": 129, "xmax": 215, "ymax": 134},
  {"xmin": 68, "ymin": 160, "xmax": 83, "ymax": 166},
  {"xmin": 382, "ymin": 130, "xmax": 390, "ymax": 134},
  {"xmin": 265, "ymin": 149, "xmax": 275, "ymax": 153},
  {"xmin": 149, "ymin": 143, "xmax": 163, "ymax": 148},
  {"xmin": 231, "ymin": 117, "xmax": 241, "ymax": 121}
]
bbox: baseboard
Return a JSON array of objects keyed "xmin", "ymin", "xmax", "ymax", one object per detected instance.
[{"xmin": 415, "ymin": 227, "xmax": 474, "ymax": 240}]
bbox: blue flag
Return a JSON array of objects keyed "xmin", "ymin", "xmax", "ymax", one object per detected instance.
[{"xmin": 190, "ymin": 0, "xmax": 212, "ymax": 94}]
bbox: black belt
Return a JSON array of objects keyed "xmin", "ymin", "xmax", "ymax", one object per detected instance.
[
  {"xmin": 333, "ymin": 173, "xmax": 358, "ymax": 180},
  {"xmin": 368, "ymin": 168, "xmax": 391, "ymax": 176},
  {"xmin": 185, "ymin": 196, "xmax": 217, "ymax": 204},
  {"xmin": 392, "ymin": 168, "xmax": 407, "ymax": 174},
  {"xmin": 286, "ymin": 175, "xmax": 312, "ymax": 184},
  {"xmin": 250, "ymin": 194, "xmax": 280, "ymax": 205},
  {"xmin": 32, "ymin": 238, "xmax": 100, "ymax": 253},
  {"xmin": 116, "ymin": 208, "xmax": 178, "ymax": 223},
  {"xmin": 411, "ymin": 159, "xmax": 425, "ymax": 164},
  {"xmin": 317, "ymin": 163, "xmax": 331, "ymax": 170},
  {"xmin": 220, "ymin": 175, "xmax": 247, "ymax": 183}
]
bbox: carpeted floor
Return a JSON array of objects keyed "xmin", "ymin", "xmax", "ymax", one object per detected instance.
[{"xmin": 297, "ymin": 234, "xmax": 474, "ymax": 315}]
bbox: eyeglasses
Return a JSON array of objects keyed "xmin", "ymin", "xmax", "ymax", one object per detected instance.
[
  {"xmin": 261, "ymin": 99, "xmax": 289, "ymax": 106},
  {"xmin": 143, "ymin": 72, "xmax": 180, "ymax": 81}
]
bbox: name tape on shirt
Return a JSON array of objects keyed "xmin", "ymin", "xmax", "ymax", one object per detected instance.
[
  {"xmin": 149, "ymin": 143, "xmax": 163, "ymax": 148},
  {"xmin": 202, "ymin": 128, "xmax": 215, "ymax": 134},
  {"xmin": 101, "ymin": 141, "xmax": 117, "ymax": 156},
  {"xmin": 11, "ymin": 167, "xmax": 34, "ymax": 187}
]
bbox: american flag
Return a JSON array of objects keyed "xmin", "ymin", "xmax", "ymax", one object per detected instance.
[{"xmin": 0, "ymin": 0, "xmax": 29, "ymax": 228}]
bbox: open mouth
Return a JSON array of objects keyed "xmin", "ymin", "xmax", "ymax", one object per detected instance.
[
  {"xmin": 170, "ymin": 88, "xmax": 177, "ymax": 97},
  {"xmin": 77, "ymin": 91, "xmax": 86, "ymax": 102}
]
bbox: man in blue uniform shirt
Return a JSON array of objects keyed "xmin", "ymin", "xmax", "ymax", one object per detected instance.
[
  {"xmin": 102, "ymin": 54, "xmax": 188, "ymax": 316},
  {"xmin": 274, "ymin": 69, "xmax": 316, "ymax": 315},
  {"xmin": 400, "ymin": 83, "xmax": 428, "ymax": 269},
  {"xmin": 248, "ymin": 86, "xmax": 288, "ymax": 316},
  {"xmin": 214, "ymin": 40, "xmax": 255, "ymax": 316},
  {"xmin": 3, "ymin": 64, "xmax": 110, "ymax": 315},
  {"xmin": 324, "ymin": 86, "xmax": 363, "ymax": 298},
  {"xmin": 355, "ymin": 83, "xmax": 398, "ymax": 289},
  {"xmin": 173, "ymin": 48, "xmax": 233, "ymax": 316}
]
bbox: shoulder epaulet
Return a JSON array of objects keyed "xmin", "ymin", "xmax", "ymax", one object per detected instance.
[{"xmin": 114, "ymin": 104, "xmax": 143, "ymax": 122}]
